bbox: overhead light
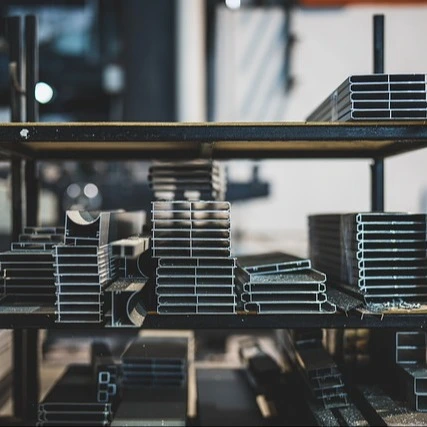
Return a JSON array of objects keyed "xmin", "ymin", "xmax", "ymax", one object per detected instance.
[
  {"xmin": 225, "ymin": 0, "xmax": 241, "ymax": 10},
  {"xmin": 35, "ymin": 82, "xmax": 54, "ymax": 104},
  {"xmin": 83, "ymin": 183, "xmax": 99, "ymax": 199}
]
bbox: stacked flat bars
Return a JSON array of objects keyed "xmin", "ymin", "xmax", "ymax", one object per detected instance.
[
  {"xmin": 295, "ymin": 345, "xmax": 349, "ymax": 409},
  {"xmin": 121, "ymin": 337, "xmax": 187, "ymax": 388},
  {"xmin": 309, "ymin": 213, "xmax": 427, "ymax": 304},
  {"xmin": 236, "ymin": 252, "xmax": 336, "ymax": 314},
  {"xmin": 396, "ymin": 331, "xmax": 427, "ymax": 412},
  {"xmin": 37, "ymin": 365, "xmax": 112, "ymax": 427},
  {"xmin": 55, "ymin": 210, "xmax": 144, "ymax": 323},
  {"xmin": 149, "ymin": 160, "xmax": 226, "ymax": 200},
  {"xmin": 0, "ymin": 227, "xmax": 64, "ymax": 302},
  {"xmin": 152, "ymin": 201, "xmax": 237, "ymax": 314},
  {"xmin": 307, "ymin": 74, "xmax": 427, "ymax": 121}
]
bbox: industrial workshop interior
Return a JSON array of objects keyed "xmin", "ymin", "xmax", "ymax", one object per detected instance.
[{"xmin": 3, "ymin": 0, "xmax": 427, "ymax": 425}]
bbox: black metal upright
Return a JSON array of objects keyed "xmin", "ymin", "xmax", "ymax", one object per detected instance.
[
  {"xmin": 371, "ymin": 14, "xmax": 385, "ymax": 212},
  {"xmin": 7, "ymin": 15, "xmax": 40, "ymax": 423},
  {"xmin": 25, "ymin": 15, "xmax": 39, "ymax": 227},
  {"xmin": 23, "ymin": 15, "xmax": 40, "ymax": 424}
]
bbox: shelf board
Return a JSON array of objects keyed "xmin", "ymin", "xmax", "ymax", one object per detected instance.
[
  {"xmin": 0, "ymin": 303, "xmax": 426, "ymax": 329},
  {"xmin": 0, "ymin": 121, "xmax": 427, "ymax": 160}
]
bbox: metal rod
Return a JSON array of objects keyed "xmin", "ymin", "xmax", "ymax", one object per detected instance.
[
  {"xmin": 371, "ymin": 15, "xmax": 385, "ymax": 211},
  {"xmin": 6, "ymin": 16, "xmax": 23, "ymax": 122},
  {"xmin": 25, "ymin": 15, "xmax": 38, "ymax": 122},
  {"xmin": 371, "ymin": 159, "xmax": 384, "ymax": 211}
]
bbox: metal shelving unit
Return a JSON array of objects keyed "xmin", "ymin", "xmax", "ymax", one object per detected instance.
[{"xmin": 3, "ymin": 12, "xmax": 427, "ymax": 427}]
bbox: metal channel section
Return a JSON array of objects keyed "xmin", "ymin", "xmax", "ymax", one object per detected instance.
[
  {"xmin": 235, "ymin": 252, "xmax": 336, "ymax": 314},
  {"xmin": 152, "ymin": 201, "xmax": 237, "ymax": 314},
  {"xmin": 309, "ymin": 213, "xmax": 427, "ymax": 305},
  {"xmin": 0, "ymin": 228, "xmax": 64, "ymax": 302},
  {"xmin": 55, "ymin": 210, "xmax": 145, "ymax": 323},
  {"xmin": 149, "ymin": 160, "xmax": 226, "ymax": 201}
]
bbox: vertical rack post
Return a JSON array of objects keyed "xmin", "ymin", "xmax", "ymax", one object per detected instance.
[
  {"xmin": 25, "ymin": 15, "xmax": 39, "ymax": 227},
  {"xmin": 371, "ymin": 14, "xmax": 385, "ymax": 212},
  {"xmin": 7, "ymin": 15, "xmax": 40, "ymax": 423},
  {"xmin": 23, "ymin": 15, "xmax": 40, "ymax": 423}
]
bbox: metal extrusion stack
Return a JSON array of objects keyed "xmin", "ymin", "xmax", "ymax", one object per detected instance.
[
  {"xmin": 54, "ymin": 210, "xmax": 145, "ymax": 323},
  {"xmin": 149, "ymin": 160, "xmax": 226, "ymax": 201},
  {"xmin": 307, "ymin": 74, "xmax": 427, "ymax": 121},
  {"xmin": 309, "ymin": 213, "xmax": 427, "ymax": 304},
  {"xmin": 0, "ymin": 227, "xmax": 64, "ymax": 302},
  {"xmin": 396, "ymin": 331, "xmax": 427, "ymax": 412},
  {"xmin": 37, "ymin": 365, "xmax": 113, "ymax": 427},
  {"xmin": 236, "ymin": 252, "xmax": 336, "ymax": 314},
  {"xmin": 152, "ymin": 201, "xmax": 237, "ymax": 314},
  {"xmin": 294, "ymin": 334, "xmax": 349, "ymax": 410}
]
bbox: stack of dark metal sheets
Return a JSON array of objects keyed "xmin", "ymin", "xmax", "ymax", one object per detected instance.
[
  {"xmin": 149, "ymin": 160, "xmax": 226, "ymax": 201},
  {"xmin": 37, "ymin": 365, "xmax": 112, "ymax": 427},
  {"xmin": 152, "ymin": 201, "xmax": 237, "ymax": 314},
  {"xmin": 307, "ymin": 74, "xmax": 427, "ymax": 121},
  {"xmin": 236, "ymin": 252, "xmax": 336, "ymax": 314},
  {"xmin": 121, "ymin": 337, "xmax": 187, "ymax": 389},
  {"xmin": 55, "ymin": 210, "xmax": 145, "ymax": 323},
  {"xmin": 309, "ymin": 213, "xmax": 427, "ymax": 304},
  {"xmin": 0, "ymin": 227, "xmax": 64, "ymax": 302},
  {"xmin": 295, "ymin": 345, "xmax": 349, "ymax": 409},
  {"xmin": 396, "ymin": 331, "xmax": 427, "ymax": 412}
]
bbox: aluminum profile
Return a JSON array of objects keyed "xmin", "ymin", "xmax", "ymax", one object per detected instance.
[
  {"xmin": 236, "ymin": 267, "xmax": 336, "ymax": 314},
  {"xmin": 111, "ymin": 236, "xmax": 150, "ymax": 259},
  {"xmin": 307, "ymin": 74, "xmax": 427, "ymax": 122},
  {"xmin": 237, "ymin": 252, "xmax": 311, "ymax": 282},
  {"xmin": 396, "ymin": 331, "xmax": 427, "ymax": 365},
  {"xmin": 121, "ymin": 337, "xmax": 188, "ymax": 389},
  {"xmin": 309, "ymin": 213, "xmax": 427, "ymax": 304},
  {"xmin": 65, "ymin": 210, "xmax": 145, "ymax": 247},
  {"xmin": 54, "ymin": 244, "xmax": 114, "ymax": 323},
  {"xmin": 0, "ymin": 228, "xmax": 64, "ymax": 302},
  {"xmin": 105, "ymin": 277, "xmax": 148, "ymax": 328},
  {"xmin": 152, "ymin": 201, "xmax": 237, "ymax": 315},
  {"xmin": 37, "ymin": 365, "xmax": 112, "ymax": 427},
  {"xmin": 149, "ymin": 160, "xmax": 226, "ymax": 201},
  {"xmin": 295, "ymin": 346, "xmax": 349, "ymax": 409}
]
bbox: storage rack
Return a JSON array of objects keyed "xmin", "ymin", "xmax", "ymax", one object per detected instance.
[
  {"xmin": 3, "ymin": 12, "xmax": 427, "ymax": 427},
  {"xmin": 1, "ymin": 120, "xmax": 427, "ymax": 424}
]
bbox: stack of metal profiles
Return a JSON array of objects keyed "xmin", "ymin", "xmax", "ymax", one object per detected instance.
[
  {"xmin": 54, "ymin": 210, "xmax": 145, "ymax": 323},
  {"xmin": 0, "ymin": 227, "xmax": 64, "ymax": 302},
  {"xmin": 309, "ymin": 213, "xmax": 427, "ymax": 304},
  {"xmin": 37, "ymin": 365, "xmax": 112, "ymax": 427},
  {"xmin": 92, "ymin": 343, "xmax": 119, "ymax": 405},
  {"xmin": 106, "ymin": 236, "xmax": 150, "ymax": 327},
  {"xmin": 121, "ymin": 337, "xmax": 187, "ymax": 389},
  {"xmin": 112, "ymin": 337, "xmax": 188, "ymax": 426},
  {"xmin": 235, "ymin": 252, "xmax": 336, "ymax": 314},
  {"xmin": 149, "ymin": 160, "xmax": 226, "ymax": 201},
  {"xmin": 152, "ymin": 201, "xmax": 237, "ymax": 314},
  {"xmin": 396, "ymin": 331, "xmax": 427, "ymax": 412},
  {"xmin": 295, "ymin": 345, "xmax": 349, "ymax": 409},
  {"xmin": 307, "ymin": 74, "xmax": 427, "ymax": 121}
]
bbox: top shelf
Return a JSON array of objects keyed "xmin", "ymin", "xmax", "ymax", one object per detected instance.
[{"xmin": 0, "ymin": 121, "xmax": 427, "ymax": 160}]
